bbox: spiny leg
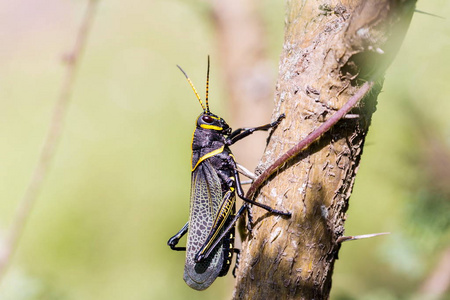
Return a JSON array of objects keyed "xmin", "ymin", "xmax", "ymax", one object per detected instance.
[
  {"xmin": 227, "ymin": 114, "xmax": 285, "ymax": 145},
  {"xmin": 233, "ymin": 167, "xmax": 291, "ymax": 217}
]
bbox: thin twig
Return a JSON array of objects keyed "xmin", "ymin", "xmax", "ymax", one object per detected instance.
[
  {"xmin": 0, "ymin": 0, "xmax": 98, "ymax": 283},
  {"xmin": 246, "ymin": 81, "xmax": 374, "ymax": 199}
]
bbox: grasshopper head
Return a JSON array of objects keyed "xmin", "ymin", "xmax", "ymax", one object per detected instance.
[{"xmin": 196, "ymin": 113, "xmax": 231, "ymax": 134}]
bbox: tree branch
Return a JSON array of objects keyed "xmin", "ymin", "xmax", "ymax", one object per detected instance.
[{"xmin": 232, "ymin": 1, "xmax": 416, "ymax": 299}]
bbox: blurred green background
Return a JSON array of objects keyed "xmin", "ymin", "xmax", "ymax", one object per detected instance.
[{"xmin": 1, "ymin": 1, "xmax": 450, "ymax": 299}]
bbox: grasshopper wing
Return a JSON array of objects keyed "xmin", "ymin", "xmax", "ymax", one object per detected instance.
[{"xmin": 184, "ymin": 160, "xmax": 224, "ymax": 290}]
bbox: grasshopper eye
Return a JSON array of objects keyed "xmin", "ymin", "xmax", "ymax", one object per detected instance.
[{"xmin": 202, "ymin": 115, "xmax": 213, "ymax": 123}]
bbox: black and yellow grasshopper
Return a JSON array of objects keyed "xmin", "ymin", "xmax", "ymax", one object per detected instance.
[{"xmin": 167, "ymin": 57, "xmax": 291, "ymax": 290}]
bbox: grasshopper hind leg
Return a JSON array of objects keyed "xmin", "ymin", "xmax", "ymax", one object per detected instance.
[{"xmin": 233, "ymin": 167, "xmax": 291, "ymax": 217}]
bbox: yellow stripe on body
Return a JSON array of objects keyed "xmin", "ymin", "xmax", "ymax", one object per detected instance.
[
  {"xmin": 200, "ymin": 124, "xmax": 223, "ymax": 131},
  {"xmin": 191, "ymin": 146, "xmax": 225, "ymax": 172}
]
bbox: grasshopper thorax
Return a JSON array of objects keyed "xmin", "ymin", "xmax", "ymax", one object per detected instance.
[{"xmin": 191, "ymin": 112, "xmax": 231, "ymax": 171}]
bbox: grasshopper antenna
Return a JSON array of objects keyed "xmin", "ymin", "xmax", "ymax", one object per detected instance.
[
  {"xmin": 177, "ymin": 64, "xmax": 206, "ymax": 112},
  {"xmin": 205, "ymin": 56, "xmax": 211, "ymax": 114}
]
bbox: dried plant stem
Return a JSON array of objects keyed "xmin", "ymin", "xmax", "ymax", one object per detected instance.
[
  {"xmin": 246, "ymin": 81, "xmax": 374, "ymax": 199},
  {"xmin": 0, "ymin": 0, "xmax": 98, "ymax": 283}
]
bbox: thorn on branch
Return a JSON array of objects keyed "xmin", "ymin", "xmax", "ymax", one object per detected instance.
[
  {"xmin": 336, "ymin": 232, "xmax": 390, "ymax": 244},
  {"xmin": 343, "ymin": 113, "xmax": 360, "ymax": 119},
  {"xmin": 414, "ymin": 9, "xmax": 445, "ymax": 20}
]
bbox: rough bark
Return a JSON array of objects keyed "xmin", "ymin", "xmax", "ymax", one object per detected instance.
[{"xmin": 232, "ymin": 1, "xmax": 416, "ymax": 299}]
